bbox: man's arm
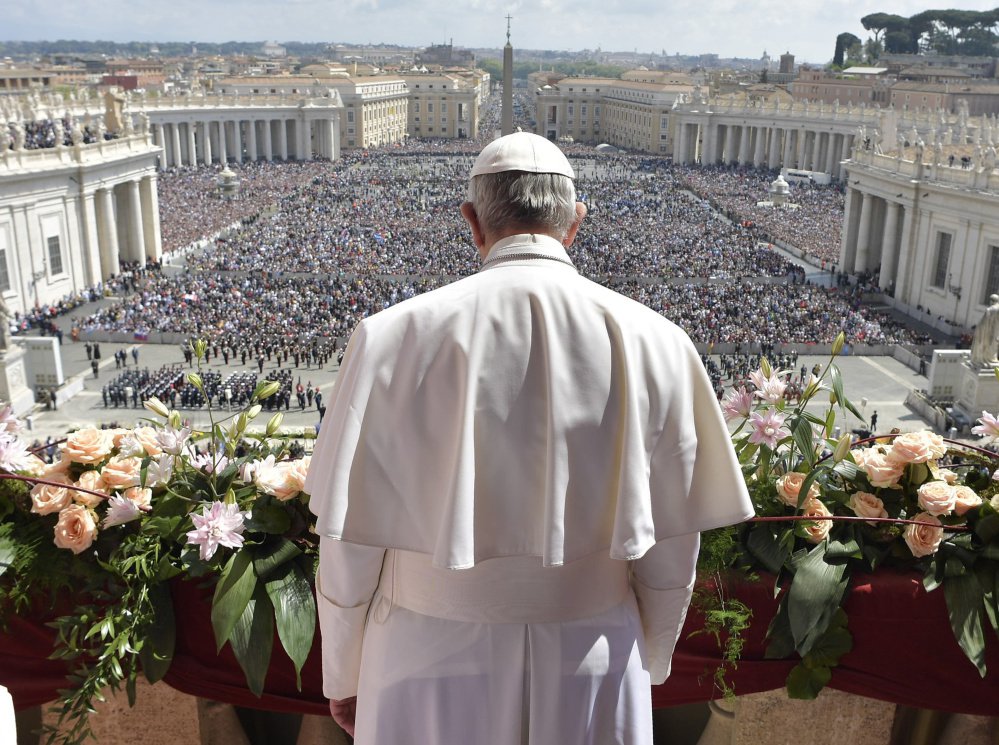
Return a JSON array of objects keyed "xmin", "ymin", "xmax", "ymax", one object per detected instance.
[
  {"xmin": 317, "ymin": 538, "xmax": 386, "ymax": 702},
  {"xmin": 630, "ymin": 532, "xmax": 700, "ymax": 684}
]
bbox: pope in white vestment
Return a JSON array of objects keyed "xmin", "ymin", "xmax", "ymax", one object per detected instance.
[{"xmin": 304, "ymin": 132, "xmax": 754, "ymax": 744}]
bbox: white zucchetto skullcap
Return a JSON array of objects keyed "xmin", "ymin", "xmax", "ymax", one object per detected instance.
[{"xmin": 470, "ymin": 132, "xmax": 575, "ymax": 179}]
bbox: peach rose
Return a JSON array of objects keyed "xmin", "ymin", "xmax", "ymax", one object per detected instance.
[
  {"xmin": 53, "ymin": 504, "xmax": 97, "ymax": 554},
  {"xmin": 106, "ymin": 428, "xmax": 131, "ymax": 448},
  {"xmin": 848, "ymin": 491, "xmax": 888, "ymax": 523},
  {"xmin": 73, "ymin": 470, "xmax": 108, "ymax": 508},
  {"xmin": 801, "ymin": 498, "xmax": 833, "ymax": 544},
  {"xmin": 936, "ymin": 468, "xmax": 959, "ymax": 485},
  {"xmin": 776, "ymin": 471, "xmax": 820, "ymax": 508},
  {"xmin": 21, "ymin": 454, "xmax": 48, "ymax": 477},
  {"xmin": 43, "ymin": 456, "xmax": 72, "ymax": 477},
  {"xmin": 30, "ymin": 474, "xmax": 74, "ymax": 515},
  {"xmin": 100, "ymin": 455, "xmax": 142, "ymax": 490},
  {"xmin": 888, "ymin": 431, "xmax": 946, "ymax": 465},
  {"xmin": 285, "ymin": 456, "xmax": 311, "ymax": 494},
  {"xmin": 952, "ymin": 485, "xmax": 983, "ymax": 516},
  {"xmin": 853, "ymin": 447, "xmax": 904, "ymax": 488},
  {"xmin": 132, "ymin": 427, "xmax": 163, "ymax": 456},
  {"xmin": 917, "ymin": 480, "xmax": 957, "ymax": 516},
  {"xmin": 904, "ymin": 512, "xmax": 944, "ymax": 557},
  {"xmin": 122, "ymin": 486, "xmax": 152, "ymax": 510},
  {"xmin": 60, "ymin": 428, "xmax": 114, "ymax": 465},
  {"xmin": 254, "ymin": 459, "xmax": 302, "ymax": 501}
]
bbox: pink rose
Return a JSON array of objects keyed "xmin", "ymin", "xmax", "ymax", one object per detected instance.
[
  {"xmin": 100, "ymin": 455, "xmax": 142, "ymax": 490},
  {"xmin": 776, "ymin": 471, "xmax": 819, "ymax": 508},
  {"xmin": 30, "ymin": 474, "xmax": 74, "ymax": 515},
  {"xmin": 936, "ymin": 468, "xmax": 958, "ymax": 485},
  {"xmin": 73, "ymin": 470, "xmax": 108, "ymax": 508},
  {"xmin": 853, "ymin": 447, "xmax": 904, "ymax": 488},
  {"xmin": 888, "ymin": 431, "xmax": 946, "ymax": 465},
  {"xmin": 848, "ymin": 491, "xmax": 888, "ymax": 524},
  {"xmin": 917, "ymin": 480, "xmax": 957, "ymax": 516},
  {"xmin": 122, "ymin": 486, "xmax": 152, "ymax": 510},
  {"xmin": 904, "ymin": 512, "xmax": 944, "ymax": 557},
  {"xmin": 53, "ymin": 504, "xmax": 98, "ymax": 554},
  {"xmin": 801, "ymin": 498, "xmax": 833, "ymax": 544},
  {"xmin": 285, "ymin": 456, "xmax": 311, "ymax": 494},
  {"xmin": 61, "ymin": 428, "xmax": 113, "ymax": 465},
  {"xmin": 952, "ymin": 485, "xmax": 983, "ymax": 516}
]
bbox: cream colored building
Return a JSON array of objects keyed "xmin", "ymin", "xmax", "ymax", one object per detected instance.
[
  {"xmin": 401, "ymin": 73, "xmax": 479, "ymax": 139},
  {"xmin": 214, "ymin": 75, "xmax": 407, "ymax": 149},
  {"xmin": 534, "ymin": 76, "xmax": 694, "ymax": 153}
]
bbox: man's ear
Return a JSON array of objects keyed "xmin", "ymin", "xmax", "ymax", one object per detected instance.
[
  {"xmin": 460, "ymin": 202, "xmax": 487, "ymax": 254},
  {"xmin": 563, "ymin": 202, "xmax": 587, "ymax": 248}
]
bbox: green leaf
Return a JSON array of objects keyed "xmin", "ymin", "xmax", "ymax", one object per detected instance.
[
  {"xmin": 792, "ymin": 417, "xmax": 816, "ymax": 469},
  {"xmin": 764, "ymin": 599, "xmax": 796, "ymax": 659},
  {"xmin": 977, "ymin": 563, "xmax": 998, "ymax": 634},
  {"xmin": 229, "ymin": 583, "xmax": 275, "ymax": 697},
  {"xmin": 974, "ymin": 513, "xmax": 999, "ymax": 545},
  {"xmin": 787, "ymin": 543, "xmax": 848, "ymax": 657},
  {"xmin": 252, "ymin": 538, "xmax": 302, "ymax": 581},
  {"xmin": 139, "ymin": 582, "xmax": 176, "ymax": 684},
  {"xmin": 830, "ymin": 364, "xmax": 847, "ymax": 411},
  {"xmin": 211, "ymin": 550, "xmax": 257, "ymax": 651},
  {"xmin": 263, "ymin": 562, "xmax": 316, "ymax": 688},
  {"xmin": 796, "ymin": 468, "xmax": 822, "ymax": 509},
  {"xmin": 826, "ymin": 534, "xmax": 862, "ymax": 560},
  {"xmin": 786, "ymin": 662, "xmax": 832, "ymax": 700},
  {"xmin": 803, "ymin": 608, "xmax": 853, "ymax": 667},
  {"xmin": 0, "ymin": 533, "xmax": 14, "ymax": 578},
  {"xmin": 746, "ymin": 525, "xmax": 790, "ymax": 575},
  {"xmin": 832, "ymin": 460, "xmax": 860, "ymax": 481},
  {"xmin": 243, "ymin": 503, "xmax": 292, "ymax": 535},
  {"xmin": 944, "ymin": 571, "xmax": 987, "ymax": 676}
]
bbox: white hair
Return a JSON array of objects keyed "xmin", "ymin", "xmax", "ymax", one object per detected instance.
[{"xmin": 466, "ymin": 171, "xmax": 577, "ymax": 239}]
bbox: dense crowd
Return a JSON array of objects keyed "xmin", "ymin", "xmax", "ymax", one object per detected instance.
[
  {"xmin": 68, "ymin": 119, "xmax": 935, "ymax": 352},
  {"xmin": 3, "ymin": 116, "xmax": 115, "ymax": 150},
  {"xmin": 677, "ymin": 165, "xmax": 845, "ymax": 265}
]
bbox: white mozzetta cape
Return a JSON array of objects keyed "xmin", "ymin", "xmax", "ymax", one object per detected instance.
[{"xmin": 306, "ymin": 234, "xmax": 753, "ymax": 569}]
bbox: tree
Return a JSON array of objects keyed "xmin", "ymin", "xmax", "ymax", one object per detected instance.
[
  {"xmin": 833, "ymin": 32, "xmax": 861, "ymax": 67},
  {"xmin": 861, "ymin": 13, "xmax": 910, "ymax": 43}
]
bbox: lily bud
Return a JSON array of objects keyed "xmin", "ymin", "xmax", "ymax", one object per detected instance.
[
  {"xmin": 266, "ymin": 412, "xmax": 284, "ymax": 436},
  {"xmin": 224, "ymin": 488, "xmax": 237, "ymax": 504},
  {"xmin": 236, "ymin": 412, "xmax": 248, "ymax": 432},
  {"xmin": 247, "ymin": 404, "xmax": 262, "ymax": 420},
  {"xmin": 831, "ymin": 332, "xmax": 845, "ymax": 356},
  {"xmin": 143, "ymin": 396, "xmax": 170, "ymax": 418},
  {"xmin": 829, "ymin": 390, "xmax": 838, "ymax": 405},
  {"xmin": 168, "ymin": 410, "xmax": 182, "ymax": 429},
  {"xmin": 254, "ymin": 380, "xmax": 281, "ymax": 400},
  {"xmin": 760, "ymin": 357, "xmax": 772, "ymax": 377},
  {"xmin": 193, "ymin": 339, "xmax": 208, "ymax": 360},
  {"xmin": 187, "ymin": 372, "xmax": 203, "ymax": 390},
  {"xmin": 832, "ymin": 433, "xmax": 852, "ymax": 463}
]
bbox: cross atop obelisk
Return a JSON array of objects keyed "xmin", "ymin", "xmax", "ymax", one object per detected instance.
[{"xmin": 502, "ymin": 14, "xmax": 514, "ymax": 135}]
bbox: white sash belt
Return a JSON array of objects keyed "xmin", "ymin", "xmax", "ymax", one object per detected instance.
[{"xmin": 378, "ymin": 549, "xmax": 631, "ymax": 624}]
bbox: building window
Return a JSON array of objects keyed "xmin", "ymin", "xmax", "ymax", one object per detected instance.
[
  {"xmin": 983, "ymin": 246, "xmax": 999, "ymax": 303},
  {"xmin": 414, "ymin": 102, "xmax": 420, "ymax": 113},
  {"xmin": 441, "ymin": 102, "xmax": 447, "ymax": 112},
  {"xmin": 347, "ymin": 110, "xmax": 354, "ymax": 123},
  {"xmin": 932, "ymin": 232, "xmax": 951, "ymax": 289},
  {"xmin": 428, "ymin": 103, "xmax": 434, "ymax": 113},
  {"xmin": 47, "ymin": 235, "xmax": 63, "ymax": 275}
]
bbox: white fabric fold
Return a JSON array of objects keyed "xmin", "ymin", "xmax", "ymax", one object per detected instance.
[{"xmin": 306, "ymin": 234, "xmax": 754, "ymax": 569}]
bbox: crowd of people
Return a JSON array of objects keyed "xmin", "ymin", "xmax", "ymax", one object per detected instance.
[
  {"xmin": 60, "ymin": 114, "xmax": 938, "ymax": 357},
  {"xmin": 3, "ymin": 115, "xmax": 115, "ymax": 151}
]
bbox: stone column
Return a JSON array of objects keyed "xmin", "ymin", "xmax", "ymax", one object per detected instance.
[
  {"xmin": 326, "ymin": 118, "xmax": 338, "ymax": 161},
  {"xmin": 217, "ymin": 120, "xmax": 228, "ymax": 163},
  {"xmin": 768, "ymin": 128, "xmax": 782, "ymax": 169},
  {"xmin": 302, "ymin": 118, "xmax": 313, "ymax": 160},
  {"xmin": 839, "ymin": 187, "xmax": 860, "ymax": 272},
  {"xmin": 738, "ymin": 125, "xmax": 751, "ymax": 165},
  {"xmin": 202, "ymin": 121, "xmax": 213, "ymax": 165},
  {"xmin": 96, "ymin": 187, "xmax": 120, "ymax": 278},
  {"xmin": 127, "ymin": 180, "xmax": 145, "ymax": 266},
  {"xmin": 247, "ymin": 120, "xmax": 258, "ymax": 162},
  {"xmin": 263, "ymin": 119, "xmax": 273, "ymax": 161},
  {"xmin": 825, "ymin": 133, "xmax": 839, "ymax": 174},
  {"xmin": 854, "ymin": 192, "xmax": 874, "ymax": 273},
  {"xmin": 140, "ymin": 175, "xmax": 163, "ymax": 264},
  {"xmin": 783, "ymin": 129, "xmax": 795, "ymax": 168},
  {"xmin": 753, "ymin": 126, "xmax": 766, "ymax": 166},
  {"xmin": 879, "ymin": 201, "xmax": 901, "ymax": 289},
  {"xmin": 79, "ymin": 191, "xmax": 102, "ymax": 286},
  {"xmin": 171, "ymin": 123, "xmax": 183, "ymax": 168},
  {"xmin": 232, "ymin": 119, "xmax": 243, "ymax": 164},
  {"xmin": 796, "ymin": 129, "xmax": 808, "ymax": 169},
  {"xmin": 279, "ymin": 119, "xmax": 289, "ymax": 160},
  {"xmin": 675, "ymin": 122, "xmax": 688, "ymax": 164},
  {"xmin": 154, "ymin": 124, "xmax": 167, "ymax": 170},
  {"xmin": 895, "ymin": 208, "xmax": 927, "ymax": 305},
  {"xmin": 186, "ymin": 123, "xmax": 197, "ymax": 168}
]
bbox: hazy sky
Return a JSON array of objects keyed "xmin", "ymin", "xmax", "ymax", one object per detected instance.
[{"xmin": 6, "ymin": 1, "xmax": 999, "ymax": 64}]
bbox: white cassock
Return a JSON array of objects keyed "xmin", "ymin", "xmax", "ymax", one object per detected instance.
[{"xmin": 305, "ymin": 233, "xmax": 754, "ymax": 744}]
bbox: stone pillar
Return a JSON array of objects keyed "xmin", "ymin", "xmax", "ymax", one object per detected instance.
[
  {"xmin": 140, "ymin": 175, "xmax": 162, "ymax": 264},
  {"xmin": 154, "ymin": 124, "xmax": 167, "ymax": 170},
  {"xmin": 279, "ymin": 119, "xmax": 289, "ymax": 160},
  {"xmin": 768, "ymin": 128, "xmax": 782, "ymax": 169},
  {"xmin": 247, "ymin": 120, "xmax": 258, "ymax": 162},
  {"xmin": 675, "ymin": 122, "xmax": 688, "ymax": 165},
  {"xmin": 738, "ymin": 125, "xmax": 751, "ymax": 165},
  {"xmin": 302, "ymin": 119, "xmax": 313, "ymax": 160},
  {"xmin": 840, "ymin": 187, "xmax": 860, "ymax": 272},
  {"xmin": 217, "ymin": 120, "xmax": 228, "ymax": 163},
  {"xmin": 782, "ymin": 129, "xmax": 794, "ymax": 168},
  {"xmin": 127, "ymin": 179, "xmax": 145, "ymax": 266},
  {"xmin": 263, "ymin": 119, "xmax": 274, "ymax": 161},
  {"xmin": 825, "ymin": 133, "xmax": 838, "ymax": 174},
  {"xmin": 96, "ymin": 187, "xmax": 120, "ymax": 279},
  {"xmin": 233, "ymin": 119, "xmax": 243, "ymax": 164},
  {"xmin": 326, "ymin": 119, "xmax": 338, "ymax": 160},
  {"xmin": 854, "ymin": 192, "xmax": 874, "ymax": 273},
  {"xmin": 171, "ymin": 123, "xmax": 183, "ymax": 168},
  {"xmin": 796, "ymin": 129, "xmax": 808, "ymax": 168},
  {"xmin": 186, "ymin": 123, "xmax": 197, "ymax": 168},
  {"xmin": 202, "ymin": 121, "xmax": 213, "ymax": 166},
  {"xmin": 879, "ymin": 201, "xmax": 901, "ymax": 289},
  {"xmin": 79, "ymin": 191, "xmax": 102, "ymax": 286},
  {"xmin": 896, "ymin": 208, "xmax": 927, "ymax": 305},
  {"xmin": 753, "ymin": 126, "xmax": 766, "ymax": 166}
]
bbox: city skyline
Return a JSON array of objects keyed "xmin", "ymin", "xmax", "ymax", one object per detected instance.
[{"xmin": 7, "ymin": 1, "xmax": 999, "ymax": 66}]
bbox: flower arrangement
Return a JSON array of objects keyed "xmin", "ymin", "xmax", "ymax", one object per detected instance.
[
  {"xmin": 0, "ymin": 342, "xmax": 317, "ymax": 744},
  {"xmin": 701, "ymin": 334, "xmax": 999, "ymax": 699}
]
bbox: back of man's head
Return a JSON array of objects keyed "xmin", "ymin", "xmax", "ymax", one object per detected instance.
[{"xmin": 467, "ymin": 133, "xmax": 577, "ymax": 240}]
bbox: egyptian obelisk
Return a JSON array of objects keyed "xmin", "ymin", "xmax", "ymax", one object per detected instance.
[{"xmin": 502, "ymin": 15, "xmax": 514, "ymax": 135}]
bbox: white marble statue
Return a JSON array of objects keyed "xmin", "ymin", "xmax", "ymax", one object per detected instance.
[{"xmin": 971, "ymin": 295, "xmax": 999, "ymax": 366}]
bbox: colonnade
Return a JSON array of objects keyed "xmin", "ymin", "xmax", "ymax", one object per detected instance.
[
  {"xmin": 839, "ymin": 186, "xmax": 907, "ymax": 293},
  {"xmin": 673, "ymin": 119, "xmax": 857, "ymax": 180},
  {"xmin": 151, "ymin": 116, "xmax": 338, "ymax": 170},
  {"xmin": 85, "ymin": 175, "xmax": 162, "ymax": 281}
]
